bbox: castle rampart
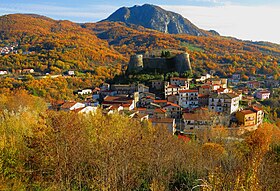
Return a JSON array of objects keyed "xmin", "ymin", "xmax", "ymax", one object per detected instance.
[{"xmin": 127, "ymin": 52, "xmax": 192, "ymax": 74}]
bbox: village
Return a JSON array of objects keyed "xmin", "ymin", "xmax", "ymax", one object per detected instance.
[{"xmin": 48, "ymin": 71, "xmax": 279, "ymax": 136}]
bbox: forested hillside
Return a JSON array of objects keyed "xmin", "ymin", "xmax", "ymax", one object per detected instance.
[
  {"xmin": 84, "ymin": 21, "xmax": 280, "ymax": 78},
  {"xmin": 0, "ymin": 14, "xmax": 126, "ymax": 74}
]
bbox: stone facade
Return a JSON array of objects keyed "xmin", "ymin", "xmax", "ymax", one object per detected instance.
[{"xmin": 127, "ymin": 52, "xmax": 192, "ymax": 74}]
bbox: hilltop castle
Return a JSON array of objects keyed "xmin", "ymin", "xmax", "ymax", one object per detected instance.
[{"xmin": 127, "ymin": 52, "xmax": 192, "ymax": 74}]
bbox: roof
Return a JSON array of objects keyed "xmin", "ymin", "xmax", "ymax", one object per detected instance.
[
  {"xmin": 133, "ymin": 113, "xmax": 148, "ymax": 119},
  {"xmin": 122, "ymin": 103, "xmax": 132, "ymax": 107},
  {"xmin": 198, "ymin": 94, "xmax": 209, "ymax": 98},
  {"xmin": 154, "ymin": 108, "xmax": 167, "ymax": 113},
  {"xmin": 183, "ymin": 113, "xmax": 212, "ymax": 121},
  {"xmin": 163, "ymin": 102, "xmax": 180, "ymax": 108},
  {"xmin": 73, "ymin": 107, "xmax": 85, "ymax": 113},
  {"xmin": 150, "ymin": 118, "xmax": 174, "ymax": 123},
  {"xmin": 178, "ymin": 135, "xmax": 191, "ymax": 143},
  {"xmin": 51, "ymin": 100, "xmax": 65, "ymax": 106},
  {"xmin": 210, "ymin": 93, "xmax": 239, "ymax": 99},
  {"xmin": 252, "ymin": 106, "xmax": 262, "ymax": 112},
  {"xmin": 61, "ymin": 101, "xmax": 77, "ymax": 109},
  {"xmin": 104, "ymin": 96, "xmax": 133, "ymax": 103},
  {"xmin": 239, "ymin": 110, "xmax": 255, "ymax": 115},
  {"xmin": 257, "ymin": 91, "xmax": 270, "ymax": 94},
  {"xmin": 201, "ymin": 85, "xmax": 210, "ymax": 89},
  {"xmin": 167, "ymin": 84, "xmax": 180, "ymax": 88},
  {"xmin": 179, "ymin": 89, "xmax": 198, "ymax": 93},
  {"xmin": 145, "ymin": 96, "xmax": 155, "ymax": 100},
  {"xmin": 154, "ymin": 100, "xmax": 168, "ymax": 103}
]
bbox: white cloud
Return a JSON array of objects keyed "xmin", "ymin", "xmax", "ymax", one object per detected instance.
[
  {"xmin": 161, "ymin": 5, "xmax": 280, "ymax": 44},
  {"xmin": 0, "ymin": 3, "xmax": 118, "ymax": 22}
]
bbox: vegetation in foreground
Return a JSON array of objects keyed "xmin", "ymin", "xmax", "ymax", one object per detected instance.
[{"xmin": 0, "ymin": 91, "xmax": 280, "ymax": 190}]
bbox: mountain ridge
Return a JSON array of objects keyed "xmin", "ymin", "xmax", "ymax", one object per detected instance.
[{"xmin": 102, "ymin": 4, "xmax": 217, "ymax": 36}]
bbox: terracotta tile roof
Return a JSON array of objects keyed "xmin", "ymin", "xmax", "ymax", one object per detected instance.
[
  {"xmin": 122, "ymin": 103, "xmax": 132, "ymax": 107},
  {"xmin": 179, "ymin": 89, "xmax": 198, "ymax": 93},
  {"xmin": 51, "ymin": 100, "xmax": 65, "ymax": 106},
  {"xmin": 258, "ymin": 91, "xmax": 270, "ymax": 94},
  {"xmin": 164, "ymin": 102, "xmax": 180, "ymax": 108},
  {"xmin": 146, "ymin": 96, "xmax": 155, "ymax": 99},
  {"xmin": 167, "ymin": 84, "xmax": 180, "ymax": 88},
  {"xmin": 201, "ymin": 85, "xmax": 210, "ymax": 89},
  {"xmin": 150, "ymin": 118, "xmax": 174, "ymax": 123},
  {"xmin": 154, "ymin": 108, "xmax": 167, "ymax": 113},
  {"xmin": 73, "ymin": 107, "xmax": 85, "ymax": 113},
  {"xmin": 61, "ymin": 101, "xmax": 77, "ymax": 109},
  {"xmin": 110, "ymin": 104, "xmax": 122, "ymax": 110},
  {"xmin": 240, "ymin": 110, "xmax": 255, "ymax": 115},
  {"xmin": 178, "ymin": 135, "xmax": 191, "ymax": 143},
  {"xmin": 154, "ymin": 100, "xmax": 168, "ymax": 103},
  {"xmin": 183, "ymin": 113, "xmax": 211, "ymax": 121},
  {"xmin": 198, "ymin": 94, "xmax": 209, "ymax": 98},
  {"xmin": 252, "ymin": 106, "xmax": 262, "ymax": 112},
  {"xmin": 133, "ymin": 113, "xmax": 148, "ymax": 119}
]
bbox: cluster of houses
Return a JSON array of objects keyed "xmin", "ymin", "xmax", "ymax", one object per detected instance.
[
  {"xmin": 0, "ymin": 44, "xmax": 18, "ymax": 55},
  {"xmin": 49, "ymin": 73, "xmax": 273, "ymax": 135}
]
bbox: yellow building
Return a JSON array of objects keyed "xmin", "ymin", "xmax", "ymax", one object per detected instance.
[{"xmin": 236, "ymin": 110, "xmax": 256, "ymax": 127}]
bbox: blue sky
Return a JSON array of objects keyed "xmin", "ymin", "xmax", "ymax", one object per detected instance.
[{"xmin": 1, "ymin": 0, "xmax": 280, "ymax": 44}]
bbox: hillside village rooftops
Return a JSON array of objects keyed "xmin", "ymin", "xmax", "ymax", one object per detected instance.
[
  {"xmin": 179, "ymin": 89, "xmax": 198, "ymax": 93},
  {"xmin": 183, "ymin": 113, "xmax": 212, "ymax": 121},
  {"xmin": 210, "ymin": 93, "xmax": 239, "ymax": 99}
]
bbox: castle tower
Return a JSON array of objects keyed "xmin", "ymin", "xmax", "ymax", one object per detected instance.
[
  {"xmin": 127, "ymin": 54, "xmax": 144, "ymax": 73},
  {"xmin": 174, "ymin": 52, "xmax": 192, "ymax": 74}
]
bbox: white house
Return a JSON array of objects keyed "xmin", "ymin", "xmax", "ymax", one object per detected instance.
[
  {"xmin": 77, "ymin": 89, "xmax": 92, "ymax": 95},
  {"xmin": 0, "ymin": 70, "xmax": 8, "ymax": 75},
  {"xmin": 255, "ymin": 90, "xmax": 270, "ymax": 100},
  {"xmin": 67, "ymin": 70, "xmax": 75, "ymax": 76},
  {"xmin": 178, "ymin": 90, "xmax": 199, "ymax": 109},
  {"xmin": 164, "ymin": 82, "xmax": 188, "ymax": 98},
  {"xmin": 208, "ymin": 93, "xmax": 240, "ymax": 114}
]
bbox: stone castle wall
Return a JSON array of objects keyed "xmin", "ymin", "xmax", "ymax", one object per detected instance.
[{"xmin": 127, "ymin": 52, "xmax": 192, "ymax": 74}]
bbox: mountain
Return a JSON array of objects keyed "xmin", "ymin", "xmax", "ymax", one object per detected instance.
[
  {"xmin": 103, "ymin": 4, "xmax": 215, "ymax": 36},
  {"xmin": 0, "ymin": 14, "xmax": 126, "ymax": 73}
]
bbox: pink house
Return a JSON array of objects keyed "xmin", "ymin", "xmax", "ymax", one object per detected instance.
[{"xmin": 256, "ymin": 91, "xmax": 270, "ymax": 100}]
